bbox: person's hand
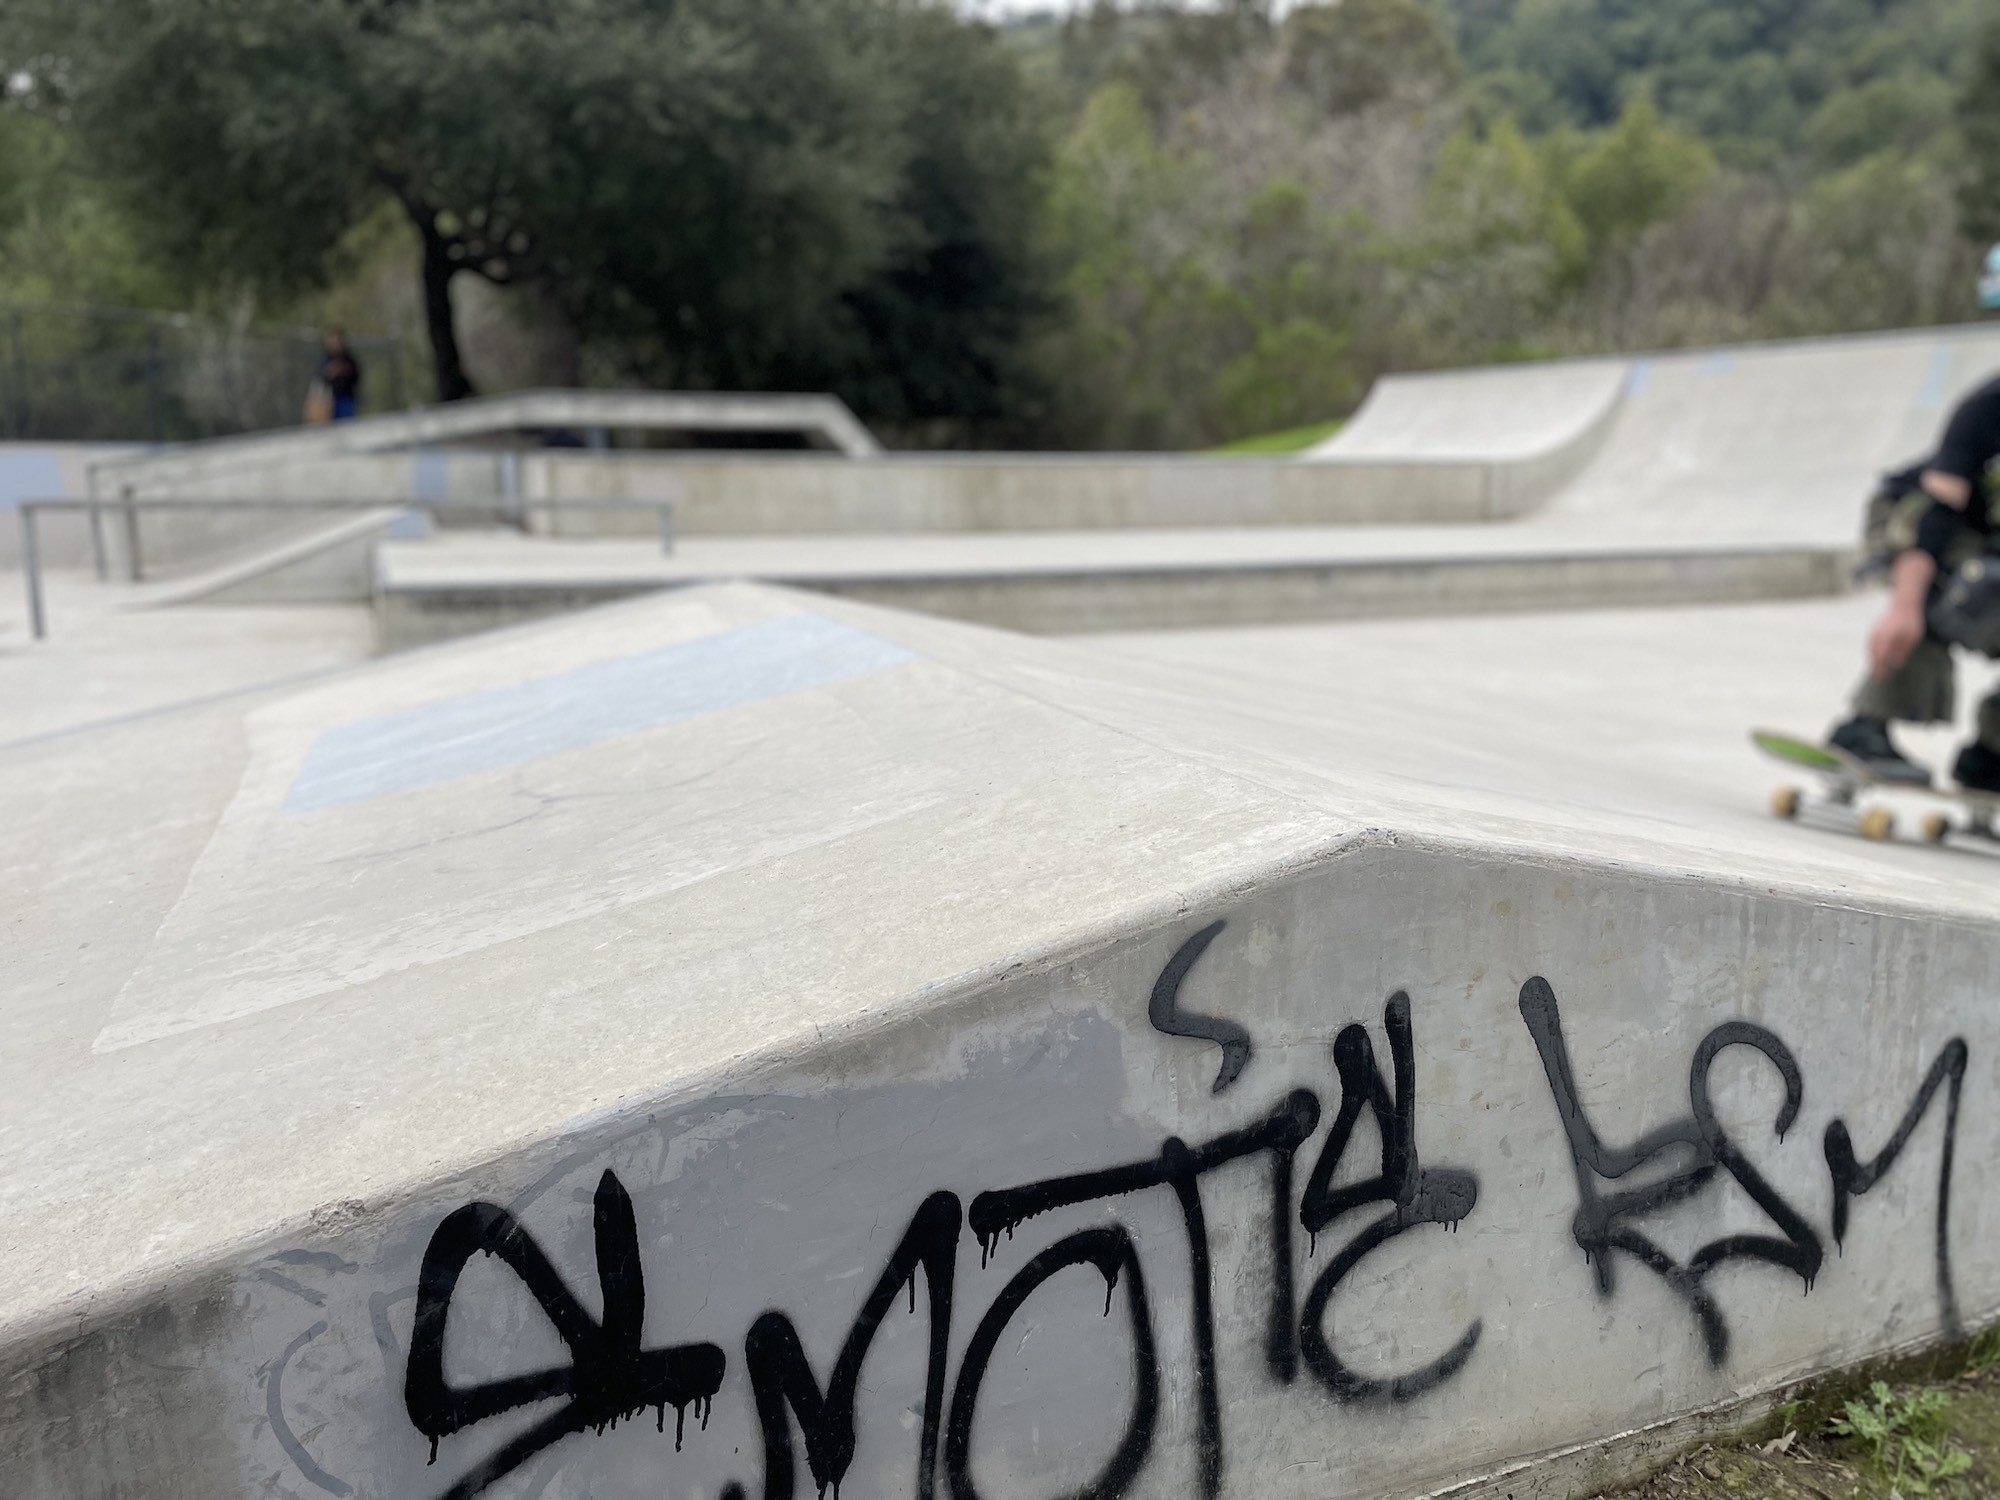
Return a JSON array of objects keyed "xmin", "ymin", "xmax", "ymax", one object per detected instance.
[{"xmin": 1869, "ymin": 597, "xmax": 1925, "ymax": 678}]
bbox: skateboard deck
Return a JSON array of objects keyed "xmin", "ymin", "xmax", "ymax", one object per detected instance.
[{"xmin": 1751, "ymin": 729, "xmax": 2000, "ymax": 845}]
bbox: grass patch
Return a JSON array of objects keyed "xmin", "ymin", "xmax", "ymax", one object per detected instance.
[
  {"xmin": 1607, "ymin": 1324, "xmax": 2000, "ymax": 1499},
  {"xmin": 1829, "ymin": 1381, "xmax": 1972, "ymax": 1494},
  {"xmin": 1207, "ymin": 418, "xmax": 1344, "ymax": 454}
]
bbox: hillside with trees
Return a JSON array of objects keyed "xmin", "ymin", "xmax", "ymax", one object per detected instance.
[{"xmin": 0, "ymin": 0, "xmax": 1996, "ymax": 449}]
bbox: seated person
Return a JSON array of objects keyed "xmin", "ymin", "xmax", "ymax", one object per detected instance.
[{"xmin": 1829, "ymin": 372, "xmax": 2000, "ymax": 792}]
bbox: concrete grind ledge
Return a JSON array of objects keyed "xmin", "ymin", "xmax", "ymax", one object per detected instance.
[
  {"xmin": 6, "ymin": 841, "xmax": 1996, "ymax": 1498},
  {"xmin": 373, "ymin": 542, "xmax": 1854, "ymax": 647},
  {"xmin": 6, "ymin": 585, "xmax": 1996, "ymax": 1500}
]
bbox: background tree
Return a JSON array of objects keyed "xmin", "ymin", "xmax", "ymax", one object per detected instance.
[
  {"xmin": 556, "ymin": 4, "xmax": 1055, "ymax": 443},
  {"xmin": 1959, "ymin": 14, "xmax": 2000, "ymax": 246},
  {"xmin": 1, "ymin": 0, "xmax": 1039, "ymax": 417},
  {"xmin": 3, "ymin": 0, "xmax": 1992, "ymax": 449}
]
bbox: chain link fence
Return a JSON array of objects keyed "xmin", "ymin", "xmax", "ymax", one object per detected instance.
[{"xmin": 0, "ymin": 302, "xmax": 406, "ymax": 443}]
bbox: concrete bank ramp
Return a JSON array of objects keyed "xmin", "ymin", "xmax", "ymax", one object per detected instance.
[
  {"xmin": 1316, "ymin": 324, "xmax": 2000, "ymax": 549},
  {"xmin": 1311, "ymin": 359, "xmax": 1628, "ymax": 462},
  {"xmin": 1309, "ymin": 357, "xmax": 1628, "ymax": 514},
  {"xmin": 3, "ymin": 585, "xmax": 1995, "ymax": 1500},
  {"xmin": 1542, "ymin": 326, "xmax": 2000, "ymax": 546}
]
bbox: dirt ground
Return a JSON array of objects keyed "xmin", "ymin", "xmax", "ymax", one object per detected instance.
[{"xmin": 1610, "ymin": 1356, "xmax": 2000, "ymax": 1499}]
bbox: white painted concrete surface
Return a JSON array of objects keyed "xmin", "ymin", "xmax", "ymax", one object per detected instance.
[
  {"xmin": 1309, "ymin": 357, "xmax": 1627, "ymax": 461},
  {"xmin": 2, "ymin": 583, "xmax": 1996, "ymax": 1499}
]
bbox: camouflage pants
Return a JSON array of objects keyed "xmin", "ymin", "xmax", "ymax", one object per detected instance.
[
  {"xmin": 1850, "ymin": 632, "xmax": 2000, "ymax": 750},
  {"xmin": 1852, "ymin": 492, "xmax": 2000, "ymax": 744}
]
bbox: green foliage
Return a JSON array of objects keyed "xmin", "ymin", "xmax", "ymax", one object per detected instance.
[
  {"xmin": 1808, "ymin": 72, "xmax": 1956, "ymax": 175},
  {"xmin": 1774, "ymin": 144, "xmax": 1973, "ymax": 332},
  {"xmin": 1431, "ymin": 0, "xmax": 1988, "ymax": 171},
  {"xmin": 746, "ymin": 7, "xmax": 1056, "ymax": 441},
  {"xmin": 1559, "ymin": 97, "xmax": 1714, "ymax": 255},
  {"xmin": 1966, "ymin": 1324, "xmax": 2000, "ymax": 1376},
  {"xmin": 1209, "ymin": 417, "xmax": 1345, "ymax": 454},
  {"xmin": 3, "ymin": 0, "xmax": 1052, "ymax": 434},
  {"xmin": 0, "ymin": 109, "xmax": 177, "ymax": 309},
  {"xmin": 3, "ymin": 0, "xmax": 1992, "ymax": 448},
  {"xmin": 1961, "ymin": 14, "xmax": 2000, "ymax": 245},
  {"xmin": 1281, "ymin": 0, "xmax": 1459, "ymax": 116},
  {"xmin": 1827, "ymin": 1380, "xmax": 1973, "ymax": 1495},
  {"xmin": 1038, "ymin": 84, "xmax": 1372, "ymax": 447}
]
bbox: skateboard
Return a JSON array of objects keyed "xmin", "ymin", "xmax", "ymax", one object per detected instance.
[{"xmin": 1751, "ymin": 729, "xmax": 2000, "ymax": 846}]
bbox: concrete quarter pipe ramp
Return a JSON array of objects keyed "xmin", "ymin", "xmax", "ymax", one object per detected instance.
[{"xmin": 2, "ymin": 585, "xmax": 1994, "ymax": 1499}]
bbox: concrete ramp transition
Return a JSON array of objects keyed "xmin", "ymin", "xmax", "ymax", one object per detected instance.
[{"xmin": 3, "ymin": 584, "xmax": 1994, "ymax": 1499}]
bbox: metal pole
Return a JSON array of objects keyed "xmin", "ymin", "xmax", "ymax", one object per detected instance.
[
  {"xmin": 500, "ymin": 450, "xmax": 522, "ymax": 527},
  {"xmin": 20, "ymin": 502, "xmax": 44, "ymax": 640},
  {"xmin": 659, "ymin": 501, "xmax": 676, "ymax": 555},
  {"xmin": 87, "ymin": 494, "xmax": 107, "ymax": 580},
  {"xmin": 122, "ymin": 488, "xmax": 143, "ymax": 582}
]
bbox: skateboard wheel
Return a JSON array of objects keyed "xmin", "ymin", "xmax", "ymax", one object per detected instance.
[
  {"xmin": 1860, "ymin": 807, "xmax": 1896, "ymax": 841},
  {"xmin": 1923, "ymin": 811, "xmax": 1952, "ymax": 844},
  {"xmin": 1769, "ymin": 786, "xmax": 1802, "ymax": 820}
]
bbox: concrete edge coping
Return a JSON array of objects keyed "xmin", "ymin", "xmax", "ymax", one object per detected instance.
[
  {"xmin": 5, "ymin": 820, "xmax": 1989, "ymax": 1372},
  {"xmin": 374, "ymin": 543, "xmax": 1859, "ymax": 591}
]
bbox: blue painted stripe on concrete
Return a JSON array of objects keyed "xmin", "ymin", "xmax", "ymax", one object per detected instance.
[{"xmin": 283, "ymin": 613, "xmax": 915, "ymax": 814}]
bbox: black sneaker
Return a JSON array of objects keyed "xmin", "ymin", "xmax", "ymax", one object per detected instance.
[
  {"xmin": 1829, "ymin": 717, "xmax": 1931, "ymax": 786},
  {"xmin": 1953, "ymin": 741, "xmax": 2000, "ymax": 795}
]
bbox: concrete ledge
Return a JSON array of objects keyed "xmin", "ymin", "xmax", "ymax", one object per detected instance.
[
  {"xmin": 373, "ymin": 542, "xmax": 1855, "ymax": 649},
  {"xmin": 527, "ymin": 451, "xmax": 1525, "ymax": 534}
]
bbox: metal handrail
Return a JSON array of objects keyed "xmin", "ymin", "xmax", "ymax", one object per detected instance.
[{"xmin": 16, "ymin": 493, "xmax": 678, "ymax": 640}]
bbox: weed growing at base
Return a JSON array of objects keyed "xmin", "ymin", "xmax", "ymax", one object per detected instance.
[{"xmin": 1828, "ymin": 1380, "xmax": 1972, "ymax": 1495}]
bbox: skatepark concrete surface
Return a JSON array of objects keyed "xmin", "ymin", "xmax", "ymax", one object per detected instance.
[
  {"xmin": 333, "ymin": 323, "xmax": 2000, "ymax": 641},
  {"xmin": 0, "ymin": 575, "xmax": 371, "ymax": 745},
  {"xmin": 51, "ymin": 323, "xmax": 2000, "ymax": 643},
  {"xmin": 7, "ymin": 324, "xmax": 2000, "ymax": 1500},
  {"xmin": 3, "ymin": 574, "xmax": 1999, "ymax": 1500}
]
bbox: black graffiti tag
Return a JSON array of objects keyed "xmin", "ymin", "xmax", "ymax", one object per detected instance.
[
  {"xmin": 1297, "ymin": 991, "xmax": 1481, "ymax": 1403},
  {"xmin": 946, "ymin": 1226, "xmax": 1159, "ymax": 1500},
  {"xmin": 1824, "ymin": 1038, "xmax": 1968, "ymax": 1337},
  {"xmin": 390, "ymin": 937, "xmax": 1974, "ymax": 1500},
  {"xmin": 967, "ymin": 1091, "xmax": 1321, "ymax": 1500},
  {"xmin": 1520, "ymin": 976, "xmax": 1967, "ymax": 1366},
  {"xmin": 1519, "ymin": 977, "xmax": 1822, "ymax": 1363},
  {"xmin": 741, "ymin": 1191, "xmax": 961, "ymax": 1500},
  {"xmin": 404, "ymin": 1170, "xmax": 726, "ymax": 1500},
  {"xmin": 1148, "ymin": 921, "xmax": 1253, "ymax": 1094}
]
